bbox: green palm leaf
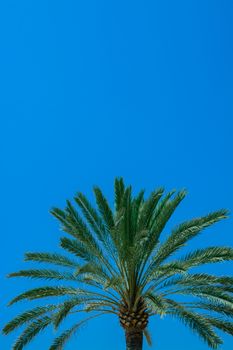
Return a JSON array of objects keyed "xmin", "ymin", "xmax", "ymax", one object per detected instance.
[
  {"xmin": 3, "ymin": 306, "xmax": 57, "ymax": 335},
  {"xmin": 3, "ymin": 179, "xmax": 233, "ymax": 350},
  {"xmin": 8, "ymin": 269, "xmax": 77, "ymax": 281},
  {"xmin": 24, "ymin": 252, "xmax": 78, "ymax": 268},
  {"xmin": 12, "ymin": 316, "xmax": 52, "ymax": 350}
]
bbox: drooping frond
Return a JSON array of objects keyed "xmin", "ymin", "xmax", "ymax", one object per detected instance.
[
  {"xmin": 49, "ymin": 322, "xmax": 81, "ymax": 350},
  {"xmin": 203, "ymin": 316, "xmax": 233, "ymax": 336},
  {"xmin": 3, "ymin": 306, "xmax": 57, "ymax": 335},
  {"xmin": 165, "ymin": 300, "xmax": 223, "ymax": 349},
  {"xmin": 12, "ymin": 316, "xmax": 52, "ymax": 350},
  {"xmin": 193, "ymin": 302, "xmax": 233, "ymax": 318},
  {"xmin": 49, "ymin": 314, "xmax": 103, "ymax": 350},
  {"xmin": 53, "ymin": 297, "xmax": 85, "ymax": 329}
]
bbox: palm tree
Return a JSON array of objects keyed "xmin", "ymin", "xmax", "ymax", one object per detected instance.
[{"xmin": 3, "ymin": 178, "xmax": 233, "ymax": 350}]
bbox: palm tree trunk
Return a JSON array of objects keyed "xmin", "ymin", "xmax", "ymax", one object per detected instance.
[{"xmin": 125, "ymin": 329, "xmax": 143, "ymax": 350}]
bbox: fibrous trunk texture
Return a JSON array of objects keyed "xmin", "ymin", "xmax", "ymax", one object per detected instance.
[
  {"xmin": 120, "ymin": 298, "xmax": 148, "ymax": 350},
  {"xmin": 125, "ymin": 328, "xmax": 143, "ymax": 350}
]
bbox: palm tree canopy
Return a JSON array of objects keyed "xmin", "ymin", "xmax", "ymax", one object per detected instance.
[{"xmin": 3, "ymin": 178, "xmax": 233, "ymax": 349}]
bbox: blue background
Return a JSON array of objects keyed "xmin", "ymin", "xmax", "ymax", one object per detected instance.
[{"xmin": 0, "ymin": 0, "xmax": 232, "ymax": 349}]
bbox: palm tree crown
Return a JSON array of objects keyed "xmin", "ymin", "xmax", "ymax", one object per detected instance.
[{"xmin": 3, "ymin": 178, "xmax": 233, "ymax": 350}]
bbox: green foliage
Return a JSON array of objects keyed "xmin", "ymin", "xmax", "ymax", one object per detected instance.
[
  {"xmin": 3, "ymin": 178, "xmax": 233, "ymax": 349},
  {"xmin": 12, "ymin": 316, "xmax": 52, "ymax": 350},
  {"xmin": 165, "ymin": 300, "xmax": 223, "ymax": 349},
  {"xmin": 8, "ymin": 269, "xmax": 77, "ymax": 281},
  {"xmin": 9, "ymin": 286, "xmax": 81, "ymax": 305},
  {"xmin": 49, "ymin": 322, "xmax": 81, "ymax": 350},
  {"xmin": 3, "ymin": 306, "xmax": 57, "ymax": 335},
  {"xmin": 24, "ymin": 252, "xmax": 78, "ymax": 268},
  {"xmin": 49, "ymin": 315, "xmax": 102, "ymax": 350}
]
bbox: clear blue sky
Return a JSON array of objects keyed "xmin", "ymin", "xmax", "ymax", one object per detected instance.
[{"xmin": 1, "ymin": 1, "xmax": 233, "ymax": 349}]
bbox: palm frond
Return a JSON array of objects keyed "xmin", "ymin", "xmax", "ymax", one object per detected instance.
[
  {"xmin": 3, "ymin": 306, "xmax": 57, "ymax": 335},
  {"xmin": 65, "ymin": 200, "xmax": 104, "ymax": 257},
  {"xmin": 153, "ymin": 210, "xmax": 228, "ymax": 267},
  {"xmin": 166, "ymin": 300, "xmax": 223, "ymax": 349},
  {"xmin": 138, "ymin": 190, "xmax": 187, "ymax": 282},
  {"xmin": 193, "ymin": 302, "xmax": 233, "ymax": 318},
  {"xmin": 53, "ymin": 297, "xmax": 85, "ymax": 329},
  {"xmin": 157, "ymin": 273, "xmax": 233, "ymax": 291},
  {"xmin": 8, "ymin": 269, "xmax": 77, "ymax": 281},
  {"xmin": 166, "ymin": 286, "xmax": 233, "ymax": 308},
  {"xmin": 178, "ymin": 246, "xmax": 233, "ymax": 269},
  {"xmin": 49, "ymin": 314, "xmax": 103, "ymax": 350},
  {"xmin": 9, "ymin": 286, "xmax": 82, "ymax": 305},
  {"xmin": 138, "ymin": 188, "xmax": 164, "ymax": 231},
  {"xmin": 4, "ymin": 180, "xmax": 233, "ymax": 350},
  {"xmin": 12, "ymin": 316, "xmax": 52, "ymax": 350},
  {"xmin": 24, "ymin": 252, "xmax": 78, "ymax": 268},
  {"xmin": 144, "ymin": 191, "xmax": 187, "ymax": 257},
  {"xmin": 60, "ymin": 237, "xmax": 97, "ymax": 263},
  {"xmin": 203, "ymin": 316, "xmax": 233, "ymax": 336},
  {"xmin": 114, "ymin": 177, "xmax": 125, "ymax": 212},
  {"xmin": 145, "ymin": 293, "xmax": 167, "ymax": 316},
  {"xmin": 74, "ymin": 192, "xmax": 106, "ymax": 243},
  {"xmin": 93, "ymin": 187, "xmax": 114, "ymax": 230}
]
